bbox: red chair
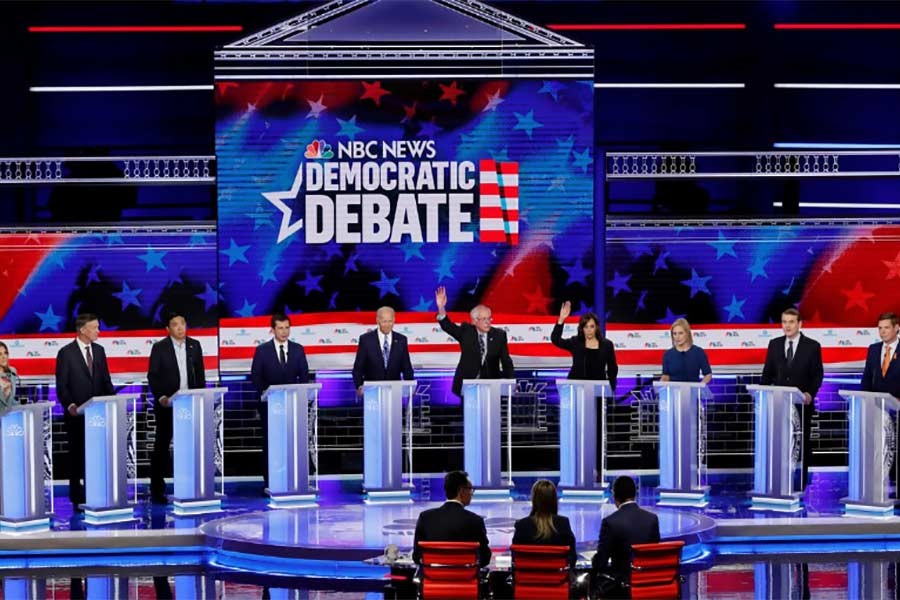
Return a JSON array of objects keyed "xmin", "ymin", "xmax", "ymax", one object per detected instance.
[
  {"xmin": 510, "ymin": 544, "xmax": 571, "ymax": 599},
  {"xmin": 629, "ymin": 540, "xmax": 684, "ymax": 600},
  {"xmin": 417, "ymin": 541, "xmax": 482, "ymax": 599}
]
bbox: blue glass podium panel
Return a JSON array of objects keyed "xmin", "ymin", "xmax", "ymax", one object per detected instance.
[
  {"xmin": 363, "ymin": 380, "xmax": 416, "ymax": 503},
  {"xmin": 173, "ymin": 387, "xmax": 227, "ymax": 515},
  {"xmin": 557, "ymin": 379, "xmax": 611, "ymax": 502},
  {"xmin": 263, "ymin": 383, "xmax": 322, "ymax": 508},
  {"xmin": 653, "ymin": 381, "xmax": 709, "ymax": 507},
  {"xmin": 0, "ymin": 401, "xmax": 53, "ymax": 531},
  {"xmin": 746, "ymin": 385, "xmax": 804, "ymax": 512},
  {"xmin": 463, "ymin": 378, "xmax": 515, "ymax": 501}
]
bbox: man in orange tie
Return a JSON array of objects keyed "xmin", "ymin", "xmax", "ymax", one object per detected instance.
[{"xmin": 861, "ymin": 312, "xmax": 900, "ymax": 484}]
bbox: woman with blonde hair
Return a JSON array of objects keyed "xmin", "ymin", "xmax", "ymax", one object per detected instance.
[
  {"xmin": 661, "ymin": 318, "xmax": 712, "ymax": 383},
  {"xmin": 512, "ymin": 479, "xmax": 577, "ymax": 566}
]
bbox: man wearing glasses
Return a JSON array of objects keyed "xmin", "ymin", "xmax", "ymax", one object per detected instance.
[{"xmin": 435, "ymin": 286, "xmax": 515, "ymax": 398}]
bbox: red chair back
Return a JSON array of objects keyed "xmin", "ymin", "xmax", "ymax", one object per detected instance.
[
  {"xmin": 510, "ymin": 544, "xmax": 571, "ymax": 600},
  {"xmin": 418, "ymin": 541, "xmax": 481, "ymax": 599},
  {"xmin": 629, "ymin": 540, "xmax": 684, "ymax": 600}
]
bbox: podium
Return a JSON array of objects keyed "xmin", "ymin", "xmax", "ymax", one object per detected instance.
[
  {"xmin": 653, "ymin": 381, "xmax": 709, "ymax": 506},
  {"xmin": 0, "ymin": 401, "xmax": 53, "ymax": 530},
  {"xmin": 363, "ymin": 380, "xmax": 417, "ymax": 503},
  {"xmin": 262, "ymin": 383, "xmax": 322, "ymax": 508},
  {"xmin": 171, "ymin": 387, "xmax": 226, "ymax": 515},
  {"xmin": 839, "ymin": 389, "xmax": 900, "ymax": 517},
  {"xmin": 78, "ymin": 393, "xmax": 140, "ymax": 524},
  {"xmin": 463, "ymin": 378, "xmax": 516, "ymax": 500},
  {"xmin": 746, "ymin": 385, "xmax": 804, "ymax": 512},
  {"xmin": 556, "ymin": 379, "xmax": 612, "ymax": 501}
]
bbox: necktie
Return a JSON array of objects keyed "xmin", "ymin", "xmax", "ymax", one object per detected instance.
[
  {"xmin": 883, "ymin": 345, "xmax": 893, "ymax": 377},
  {"xmin": 382, "ymin": 335, "xmax": 390, "ymax": 370},
  {"xmin": 85, "ymin": 345, "xmax": 93, "ymax": 375},
  {"xmin": 786, "ymin": 340, "xmax": 794, "ymax": 365},
  {"xmin": 279, "ymin": 344, "xmax": 287, "ymax": 366},
  {"xmin": 479, "ymin": 333, "xmax": 487, "ymax": 365}
]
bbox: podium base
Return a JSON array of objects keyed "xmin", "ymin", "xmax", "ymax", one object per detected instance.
[
  {"xmin": 749, "ymin": 494, "xmax": 803, "ymax": 513},
  {"xmin": 471, "ymin": 487, "xmax": 513, "ymax": 502},
  {"xmin": 364, "ymin": 489, "xmax": 413, "ymax": 504},
  {"xmin": 173, "ymin": 498, "xmax": 222, "ymax": 516},
  {"xmin": 559, "ymin": 487, "xmax": 609, "ymax": 504},
  {"xmin": 657, "ymin": 488, "xmax": 709, "ymax": 508},
  {"xmin": 83, "ymin": 506, "xmax": 135, "ymax": 525},
  {"xmin": 842, "ymin": 497, "xmax": 898, "ymax": 518},
  {"xmin": 0, "ymin": 516, "xmax": 50, "ymax": 532},
  {"xmin": 268, "ymin": 492, "xmax": 318, "ymax": 509}
]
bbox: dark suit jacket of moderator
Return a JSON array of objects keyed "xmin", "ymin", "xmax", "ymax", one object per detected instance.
[
  {"xmin": 438, "ymin": 316, "xmax": 514, "ymax": 397},
  {"xmin": 760, "ymin": 333, "xmax": 824, "ymax": 397},
  {"xmin": 512, "ymin": 514, "xmax": 578, "ymax": 567},
  {"xmin": 592, "ymin": 502, "xmax": 661, "ymax": 581},
  {"xmin": 147, "ymin": 336, "xmax": 206, "ymax": 407},
  {"xmin": 250, "ymin": 339, "xmax": 310, "ymax": 394},
  {"xmin": 862, "ymin": 340, "xmax": 900, "ymax": 397},
  {"xmin": 351, "ymin": 329, "xmax": 414, "ymax": 389},
  {"xmin": 55, "ymin": 340, "xmax": 115, "ymax": 409},
  {"xmin": 412, "ymin": 501, "xmax": 492, "ymax": 567}
]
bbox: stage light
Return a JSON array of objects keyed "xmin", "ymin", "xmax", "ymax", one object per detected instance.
[
  {"xmin": 775, "ymin": 83, "xmax": 900, "ymax": 89},
  {"xmin": 28, "ymin": 25, "xmax": 243, "ymax": 33},
  {"xmin": 775, "ymin": 23, "xmax": 900, "ymax": 30},
  {"xmin": 30, "ymin": 85, "xmax": 214, "ymax": 93},
  {"xmin": 595, "ymin": 83, "xmax": 745, "ymax": 89},
  {"xmin": 773, "ymin": 202, "xmax": 900, "ymax": 209},
  {"xmin": 774, "ymin": 142, "xmax": 900, "ymax": 149},
  {"xmin": 547, "ymin": 23, "xmax": 746, "ymax": 31}
]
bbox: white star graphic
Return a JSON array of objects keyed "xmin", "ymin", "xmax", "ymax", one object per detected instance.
[
  {"xmin": 306, "ymin": 94, "xmax": 327, "ymax": 119},
  {"xmin": 262, "ymin": 166, "xmax": 305, "ymax": 244},
  {"xmin": 482, "ymin": 89, "xmax": 505, "ymax": 113}
]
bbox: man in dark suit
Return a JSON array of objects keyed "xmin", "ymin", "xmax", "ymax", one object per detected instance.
[
  {"xmin": 250, "ymin": 312, "xmax": 310, "ymax": 488},
  {"xmin": 862, "ymin": 312, "xmax": 900, "ymax": 397},
  {"xmin": 593, "ymin": 476, "xmax": 660, "ymax": 597},
  {"xmin": 412, "ymin": 470, "xmax": 491, "ymax": 567},
  {"xmin": 147, "ymin": 311, "xmax": 206, "ymax": 504},
  {"xmin": 352, "ymin": 306, "xmax": 414, "ymax": 394},
  {"xmin": 434, "ymin": 286, "xmax": 514, "ymax": 398},
  {"xmin": 760, "ymin": 308, "xmax": 824, "ymax": 491},
  {"xmin": 55, "ymin": 313, "xmax": 115, "ymax": 507}
]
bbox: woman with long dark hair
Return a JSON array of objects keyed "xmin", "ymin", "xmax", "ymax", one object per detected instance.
[
  {"xmin": 552, "ymin": 301, "xmax": 618, "ymax": 473},
  {"xmin": 512, "ymin": 479, "xmax": 577, "ymax": 566},
  {"xmin": 0, "ymin": 341, "xmax": 19, "ymax": 410}
]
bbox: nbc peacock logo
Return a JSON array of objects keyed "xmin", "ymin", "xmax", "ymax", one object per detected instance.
[{"xmin": 304, "ymin": 139, "xmax": 334, "ymax": 160}]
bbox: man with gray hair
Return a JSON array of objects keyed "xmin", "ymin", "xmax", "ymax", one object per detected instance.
[
  {"xmin": 352, "ymin": 306, "xmax": 414, "ymax": 395},
  {"xmin": 435, "ymin": 286, "xmax": 514, "ymax": 398}
]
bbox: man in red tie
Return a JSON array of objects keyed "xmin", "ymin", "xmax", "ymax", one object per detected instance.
[
  {"xmin": 55, "ymin": 313, "xmax": 115, "ymax": 508},
  {"xmin": 862, "ymin": 312, "xmax": 900, "ymax": 397}
]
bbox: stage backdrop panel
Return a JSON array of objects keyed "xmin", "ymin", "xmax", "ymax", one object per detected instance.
[{"xmin": 216, "ymin": 79, "xmax": 595, "ymax": 371}]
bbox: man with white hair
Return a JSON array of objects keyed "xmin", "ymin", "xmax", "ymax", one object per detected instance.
[
  {"xmin": 435, "ymin": 286, "xmax": 514, "ymax": 398},
  {"xmin": 352, "ymin": 306, "xmax": 414, "ymax": 394}
]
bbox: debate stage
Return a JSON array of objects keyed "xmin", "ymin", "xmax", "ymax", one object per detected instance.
[{"xmin": 3, "ymin": 472, "xmax": 900, "ymax": 584}]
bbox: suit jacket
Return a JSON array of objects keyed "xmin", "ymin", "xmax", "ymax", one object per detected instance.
[
  {"xmin": 250, "ymin": 339, "xmax": 310, "ymax": 396},
  {"xmin": 351, "ymin": 330, "xmax": 414, "ymax": 389},
  {"xmin": 592, "ymin": 502, "xmax": 660, "ymax": 580},
  {"xmin": 147, "ymin": 336, "xmax": 206, "ymax": 408},
  {"xmin": 412, "ymin": 501, "xmax": 492, "ymax": 567},
  {"xmin": 760, "ymin": 334, "xmax": 824, "ymax": 398},
  {"xmin": 551, "ymin": 323, "xmax": 618, "ymax": 390},
  {"xmin": 55, "ymin": 340, "xmax": 115, "ymax": 413},
  {"xmin": 512, "ymin": 514, "xmax": 578, "ymax": 566},
  {"xmin": 862, "ymin": 341, "xmax": 900, "ymax": 397},
  {"xmin": 438, "ymin": 316, "xmax": 514, "ymax": 397}
]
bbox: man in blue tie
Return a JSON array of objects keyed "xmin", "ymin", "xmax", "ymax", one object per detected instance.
[
  {"xmin": 251, "ymin": 312, "xmax": 310, "ymax": 489},
  {"xmin": 352, "ymin": 306, "xmax": 415, "ymax": 395}
]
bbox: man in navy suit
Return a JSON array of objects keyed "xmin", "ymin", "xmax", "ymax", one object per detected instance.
[
  {"xmin": 760, "ymin": 308, "xmax": 824, "ymax": 490},
  {"xmin": 251, "ymin": 312, "xmax": 310, "ymax": 488},
  {"xmin": 352, "ymin": 306, "xmax": 414, "ymax": 395},
  {"xmin": 434, "ymin": 286, "xmax": 514, "ymax": 398},
  {"xmin": 147, "ymin": 311, "xmax": 206, "ymax": 504},
  {"xmin": 593, "ymin": 476, "xmax": 660, "ymax": 597},
  {"xmin": 55, "ymin": 313, "xmax": 115, "ymax": 507},
  {"xmin": 862, "ymin": 312, "xmax": 900, "ymax": 482}
]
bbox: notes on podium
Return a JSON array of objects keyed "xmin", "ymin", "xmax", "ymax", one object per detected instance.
[
  {"xmin": 838, "ymin": 389, "xmax": 900, "ymax": 517},
  {"xmin": 362, "ymin": 380, "xmax": 417, "ymax": 503},
  {"xmin": 0, "ymin": 401, "xmax": 54, "ymax": 531},
  {"xmin": 77, "ymin": 393, "xmax": 141, "ymax": 524},
  {"xmin": 171, "ymin": 387, "xmax": 227, "ymax": 515},
  {"xmin": 556, "ymin": 379, "xmax": 612, "ymax": 502},
  {"xmin": 745, "ymin": 385, "xmax": 805, "ymax": 512},
  {"xmin": 653, "ymin": 380, "xmax": 710, "ymax": 507},
  {"xmin": 462, "ymin": 378, "xmax": 516, "ymax": 501},
  {"xmin": 262, "ymin": 383, "xmax": 322, "ymax": 508}
]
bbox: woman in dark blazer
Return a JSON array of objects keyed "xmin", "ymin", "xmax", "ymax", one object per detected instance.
[
  {"xmin": 552, "ymin": 301, "xmax": 618, "ymax": 472},
  {"xmin": 512, "ymin": 479, "xmax": 577, "ymax": 567}
]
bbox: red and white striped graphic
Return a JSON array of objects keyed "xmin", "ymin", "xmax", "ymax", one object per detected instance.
[{"xmin": 479, "ymin": 159, "xmax": 519, "ymax": 245}]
